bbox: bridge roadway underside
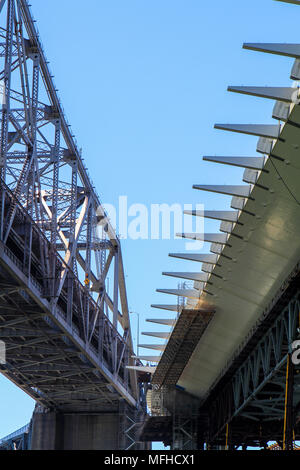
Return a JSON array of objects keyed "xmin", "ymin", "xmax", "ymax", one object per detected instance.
[
  {"xmin": 141, "ymin": 266, "xmax": 300, "ymax": 449},
  {"xmin": 0, "ymin": 253, "xmax": 126, "ymax": 414},
  {"xmin": 0, "ymin": 187, "xmax": 147, "ymax": 449},
  {"xmin": 201, "ymin": 265, "xmax": 300, "ymax": 449}
]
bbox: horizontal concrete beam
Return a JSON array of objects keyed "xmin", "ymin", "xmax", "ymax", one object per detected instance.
[
  {"xmin": 169, "ymin": 252, "xmax": 219, "ymax": 264},
  {"xmin": 142, "ymin": 331, "xmax": 170, "ymax": 339},
  {"xmin": 151, "ymin": 304, "xmax": 180, "ymax": 312},
  {"xmin": 162, "ymin": 271, "xmax": 209, "ymax": 282}
]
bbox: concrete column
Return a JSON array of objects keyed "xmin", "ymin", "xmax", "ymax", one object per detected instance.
[
  {"xmin": 31, "ymin": 411, "xmax": 60, "ymax": 450},
  {"xmin": 31, "ymin": 412, "xmax": 120, "ymax": 450}
]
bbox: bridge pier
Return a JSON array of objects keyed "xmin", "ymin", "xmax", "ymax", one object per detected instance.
[
  {"xmin": 31, "ymin": 402, "xmax": 148, "ymax": 450},
  {"xmin": 31, "ymin": 412, "xmax": 120, "ymax": 450}
]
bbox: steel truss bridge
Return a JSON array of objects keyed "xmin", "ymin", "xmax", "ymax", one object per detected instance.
[
  {"xmin": 0, "ymin": 0, "xmax": 147, "ymax": 450},
  {"xmin": 139, "ymin": 0, "xmax": 300, "ymax": 451},
  {"xmin": 3, "ymin": 0, "xmax": 300, "ymax": 453}
]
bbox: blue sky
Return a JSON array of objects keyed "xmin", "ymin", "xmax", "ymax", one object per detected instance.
[{"xmin": 0, "ymin": 0, "xmax": 299, "ymax": 444}]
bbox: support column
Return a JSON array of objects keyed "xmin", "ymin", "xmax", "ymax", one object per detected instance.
[
  {"xmin": 30, "ymin": 411, "xmax": 63, "ymax": 450},
  {"xmin": 31, "ymin": 410, "xmax": 120, "ymax": 450},
  {"xmin": 30, "ymin": 405, "xmax": 149, "ymax": 450}
]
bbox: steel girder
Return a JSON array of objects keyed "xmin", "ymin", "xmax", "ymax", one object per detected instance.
[
  {"xmin": 205, "ymin": 286, "xmax": 300, "ymax": 447},
  {"xmin": 0, "ymin": 0, "xmax": 139, "ymax": 409},
  {"xmin": 0, "ymin": 423, "xmax": 31, "ymax": 450}
]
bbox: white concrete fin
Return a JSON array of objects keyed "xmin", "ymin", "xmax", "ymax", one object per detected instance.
[
  {"xmin": 156, "ymin": 288, "xmax": 200, "ymax": 299},
  {"xmin": 193, "ymin": 185, "xmax": 252, "ymax": 198},
  {"xmin": 275, "ymin": 1, "xmax": 300, "ymax": 6},
  {"xmin": 138, "ymin": 344, "xmax": 166, "ymax": 351},
  {"xmin": 203, "ymin": 156, "xmax": 266, "ymax": 170},
  {"xmin": 142, "ymin": 331, "xmax": 171, "ymax": 339},
  {"xmin": 227, "ymin": 86, "xmax": 299, "ymax": 103},
  {"xmin": 214, "ymin": 123, "xmax": 281, "ymax": 139},
  {"xmin": 151, "ymin": 304, "xmax": 180, "ymax": 312},
  {"xmin": 126, "ymin": 366, "xmax": 156, "ymax": 373},
  {"xmin": 131, "ymin": 355, "xmax": 161, "ymax": 362},
  {"xmin": 176, "ymin": 232, "xmax": 229, "ymax": 245},
  {"xmin": 146, "ymin": 318, "xmax": 176, "ymax": 326},
  {"xmin": 162, "ymin": 271, "xmax": 209, "ymax": 282},
  {"xmin": 184, "ymin": 209, "xmax": 239, "ymax": 223},
  {"xmin": 169, "ymin": 253, "xmax": 219, "ymax": 263},
  {"xmin": 243, "ymin": 43, "xmax": 300, "ymax": 58}
]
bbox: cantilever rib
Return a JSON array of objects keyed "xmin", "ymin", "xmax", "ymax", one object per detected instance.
[
  {"xmin": 203, "ymin": 156, "xmax": 266, "ymax": 170},
  {"xmin": 193, "ymin": 184, "xmax": 252, "ymax": 198},
  {"xmin": 228, "ymin": 86, "xmax": 299, "ymax": 103},
  {"xmin": 214, "ymin": 123, "xmax": 281, "ymax": 139},
  {"xmin": 243, "ymin": 43, "xmax": 300, "ymax": 58}
]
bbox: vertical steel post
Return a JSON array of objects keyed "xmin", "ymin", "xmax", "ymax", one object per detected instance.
[
  {"xmin": 66, "ymin": 160, "xmax": 77, "ymax": 325},
  {"xmin": 84, "ymin": 201, "xmax": 92, "ymax": 342},
  {"xmin": 225, "ymin": 423, "xmax": 229, "ymax": 450},
  {"xmin": 113, "ymin": 247, "xmax": 119, "ymax": 373},
  {"xmin": 283, "ymin": 354, "xmax": 294, "ymax": 450},
  {"xmin": 0, "ymin": 0, "xmax": 14, "ymax": 240},
  {"xmin": 51, "ymin": 119, "xmax": 60, "ymax": 246},
  {"xmin": 49, "ymin": 118, "xmax": 60, "ymax": 299},
  {"xmin": 23, "ymin": 50, "xmax": 39, "ymax": 276}
]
